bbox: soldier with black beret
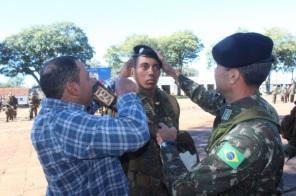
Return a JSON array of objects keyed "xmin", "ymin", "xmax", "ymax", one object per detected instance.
[
  {"xmin": 119, "ymin": 44, "xmax": 198, "ymax": 196},
  {"xmin": 157, "ymin": 32, "xmax": 284, "ymax": 195}
]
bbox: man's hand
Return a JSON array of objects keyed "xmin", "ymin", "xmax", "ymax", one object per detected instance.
[
  {"xmin": 156, "ymin": 52, "xmax": 179, "ymax": 80},
  {"xmin": 156, "ymin": 122, "xmax": 177, "ymax": 145},
  {"xmin": 119, "ymin": 59, "xmax": 134, "ymax": 78},
  {"xmin": 115, "ymin": 77, "xmax": 138, "ymax": 96}
]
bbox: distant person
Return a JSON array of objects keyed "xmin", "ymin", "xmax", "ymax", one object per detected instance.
[
  {"xmin": 285, "ymin": 84, "xmax": 290, "ymax": 103},
  {"xmin": 28, "ymin": 91, "xmax": 40, "ymax": 120},
  {"xmin": 0, "ymin": 96, "xmax": 2, "ymax": 111},
  {"xmin": 289, "ymin": 82, "xmax": 296, "ymax": 103},
  {"xmin": 3, "ymin": 93, "xmax": 18, "ymax": 121},
  {"xmin": 7, "ymin": 92, "xmax": 18, "ymax": 118},
  {"xmin": 157, "ymin": 32, "xmax": 284, "ymax": 195},
  {"xmin": 280, "ymin": 102, "xmax": 296, "ymax": 159},
  {"xmin": 272, "ymin": 85, "xmax": 281, "ymax": 104},
  {"xmin": 31, "ymin": 56, "xmax": 150, "ymax": 195},
  {"xmin": 281, "ymin": 85, "xmax": 287, "ymax": 103}
]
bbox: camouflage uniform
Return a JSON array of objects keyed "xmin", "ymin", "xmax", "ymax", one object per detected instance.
[
  {"xmin": 7, "ymin": 95, "xmax": 18, "ymax": 108},
  {"xmin": 3, "ymin": 98, "xmax": 14, "ymax": 122},
  {"xmin": 121, "ymin": 87, "xmax": 197, "ymax": 196},
  {"xmin": 280, "ymin": 104, "xmax": 296, "ymax": 159},
  {"xmin": 272, "ymin": 86, "xmax": 281, "ymax": 104},
  {"xmin": 29, "ymin": 93, "xmax": 40, "ymax": 120},
  {"xmin": 3, "ymin": 95, "xmax": 18, "ymax": 121},
  {"xmin": 160, "ymin": 75, "xmax": 284, "ymax": 195}
]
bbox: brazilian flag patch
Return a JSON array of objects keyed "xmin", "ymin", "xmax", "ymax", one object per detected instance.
[{"xmin": 217, "ymin": 142, "xmax": 245, "ymax": 169}]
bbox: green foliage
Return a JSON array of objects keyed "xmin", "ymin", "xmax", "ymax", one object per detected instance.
[
  {"xmin": 104, "ymin": 31, "xmax": 203, "ymax": 77},
  {"xmin": 0, "ymin": 75, "xmax": 24, "ymax": 87},
  {"xmin": 0, "ymin": 22, "xmax": 94, "ymax": 84},
  {"xmin": 104, "ymin": 35, "xmax": 160, "ymax": 76},
  {"xmin": 104, "ymin": 46, "xmax": 124, "ymax": 76},
  {"xmin": 120, "ymin": 35, "xmax": 159, "ymax": 53},
  {"xmin": 265, "ymin": 27, "xmax": 296, "ymax": 73},
  {"xmin": 206, "ymin": 48, "xmax": 215, "ymax": 69},
  {"xmin": 159, "ymin": 31, "xmax": 204, "ymax": 71}
]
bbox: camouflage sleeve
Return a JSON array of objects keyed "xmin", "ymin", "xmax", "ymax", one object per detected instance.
[
  {"xmin": 160, "ymin": 121, "xmax": 273, "ymax": 195},
  {"xmin": 177, "ymin": 74, "xmax": 225, "ymax": 115},
  {"xmin": 159, "ymin": 144, "xmax": 197, "ymax": 195}
]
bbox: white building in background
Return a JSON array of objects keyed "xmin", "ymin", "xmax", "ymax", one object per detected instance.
[
  {"xmin": 157, "ymin": 76, "xmax": 215, "ymax": 95},
  {"xmin": 0, "ymin": 87, "xmax": 30, "ymax": 105},
  {"xmin": 157, "ymin": 71, "xmax": 295, "ymax": 95}
]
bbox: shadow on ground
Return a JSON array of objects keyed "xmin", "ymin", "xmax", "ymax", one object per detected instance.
[{"xmin": 186, "ymin": 128, "xmax": 211, "ymax": 160}]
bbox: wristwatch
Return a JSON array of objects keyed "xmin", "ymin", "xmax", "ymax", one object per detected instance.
[{"xmin": 159, "ymin": 140, "xmax": 175, "ymax": 149}]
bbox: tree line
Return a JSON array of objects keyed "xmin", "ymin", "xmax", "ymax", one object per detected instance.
[{"xmin": 0, "ymin": 22, "xmax": 295, "ymax": 93}]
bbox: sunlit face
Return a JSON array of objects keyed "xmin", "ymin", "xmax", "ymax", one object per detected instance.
[
  {"xmin": 214, "ymin": 64, "xmax": 230, "ymax": 94},
  {"xmin": 133, "ymin": 56, "xmax": 161, "ymax": 92},
  {"xmin": 76, "ymin": 61, "xmax": 96, "ymax": 106}
]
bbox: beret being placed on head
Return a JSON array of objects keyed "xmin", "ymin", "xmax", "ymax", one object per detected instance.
[
  {"xmin": 212, "ymin": 32, "xmax": 273, "ymax": 68},
  {"xmin": 133, "ymin": 44, "xmax": 162, "ymax": 67}
]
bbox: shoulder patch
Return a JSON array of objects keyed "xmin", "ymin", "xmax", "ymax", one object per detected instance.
[
  {"xmin": 217, "ymin": 142, "xmax": 245, "ymax": 169},
  {"xmin": 221, "ymin": 108, "xmax": 232, "ymax": 121}
]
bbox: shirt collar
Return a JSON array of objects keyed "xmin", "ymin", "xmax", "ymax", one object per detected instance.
[{"xmin": 41, "ymin": 98, "xmax": 86, "ymax": 111}]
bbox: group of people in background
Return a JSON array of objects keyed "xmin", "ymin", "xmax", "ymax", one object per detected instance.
[
  {"xmin": 0, "ymin": 91, "xmax": 40, "ymax": 122},
  {"xmin": 272, "ymin": 83, "xmax": 296, "ymax": 104}
]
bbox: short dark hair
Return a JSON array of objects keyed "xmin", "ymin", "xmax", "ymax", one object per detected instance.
[
  {"xmin": 40, "ymin": 56, "xmax": 80, "ymax": 99},
  {"xmin": 237, "ymin": 62, "xmax": 272, "ymax": 87}
]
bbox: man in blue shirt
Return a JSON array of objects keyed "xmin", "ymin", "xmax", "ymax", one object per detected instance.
[{"xmin": 31, "ymin": 56, "xmax": 150, "ymax": 195}]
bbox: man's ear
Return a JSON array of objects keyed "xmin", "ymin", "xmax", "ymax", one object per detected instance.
[
  {"xmin": 131, "ymin": 67, "xmax": 135, "ymax": 77},
  {"xmin": 229, "ymin": 69, "xmax": 240, "ymax": 85},
  {"xmin": 65, "ymin": 81, "xmax": 80, "ymax": 96}
]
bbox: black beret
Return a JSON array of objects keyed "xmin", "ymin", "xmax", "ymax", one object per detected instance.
[
  {"xmin": 132, "ymin": 44, "xmax": 162, "ymax": 68},
  {"xmin": 212, "ymin": 32, "xmax": 273, "ymax": 68}
]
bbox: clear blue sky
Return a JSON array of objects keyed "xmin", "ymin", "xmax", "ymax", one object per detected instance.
[{"xmin": 1, "ymin": 0, "xmax": 296, "ymax": 86}]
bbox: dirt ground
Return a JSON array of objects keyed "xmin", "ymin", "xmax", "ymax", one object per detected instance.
[{"xmin": 0, "ymin": 95, "xmax": 295, "ymax": 195}]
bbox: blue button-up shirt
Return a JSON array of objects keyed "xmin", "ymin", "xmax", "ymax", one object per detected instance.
[{"xmin": 31, "ymin": 93, "xmax": 150, "ymax": 195}]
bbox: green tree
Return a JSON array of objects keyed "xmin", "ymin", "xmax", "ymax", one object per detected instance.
[
  {"xmin": 104, "ymin": 32, "xmax": 204, "ymax": 95},
  {"xmin": 104, "ymin": 35, "xmax": 159, "ymax": 76},
  {"xmin": 120, "ymin": 35, "xmax": 159, "ymax": 54},
  {"xmin": 0, "ymin": 75, "xmax": 24, "ymax": 87},
  {"xmin": 265, "ymin": 28, "xmax": 296, "ymax": 73},
  {"xmin": 0, "ymin": 22, "xmax": 94, "ymax": 84},
  {"xmin": 206, "ymin": 48, "xmax": 215, "ymax": 70},
  {"xmin": 265, "ymin": 28, "xmax": 296, "ymax": 92},
  {"xmin": 160, "ymin": 31, "xmax": 203, "ymax": 72},
  {"xmin": 104, "ymin": 46, "xmax": 125, "ymax": 76},
  {"xmin": 160, "ymin": 31, "xmax": 203, "ymax": 95}
]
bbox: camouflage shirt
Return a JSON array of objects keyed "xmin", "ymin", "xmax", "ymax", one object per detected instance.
[
  {"xmin": 121, "ymin": 88, "xmax": 180, "ymax": 196},
  {"xmin": 160, "ymin": 75, "xmax": 284, "ymax": 195}
]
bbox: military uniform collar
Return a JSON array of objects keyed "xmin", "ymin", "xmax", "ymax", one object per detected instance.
[
  {"xmin": 138, "ymin": 88, "xmax": 162, "ymax": 102},
  {"xmin": 220, "ymin": 94, "xmax": 260, "ymax": 122}
]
